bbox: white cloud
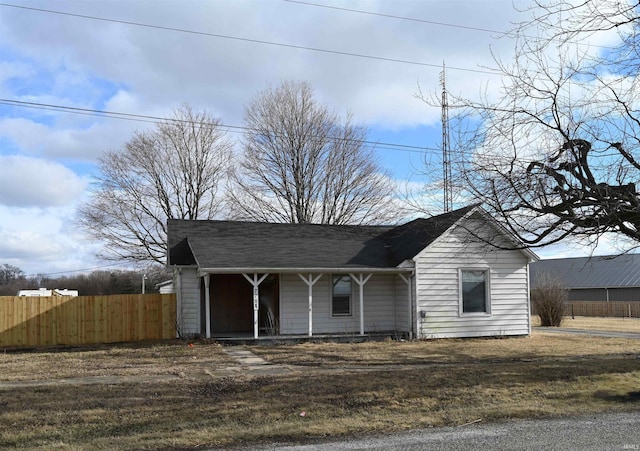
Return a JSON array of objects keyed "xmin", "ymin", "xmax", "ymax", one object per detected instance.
[
  {"xmin": 0, "ymin": 155, "xmax": 88, "ymax": 207},
  {"xmin": 0, "ymin": 0, "xmax": 527, "ymax": 129},
  {"xmin": 0, "ymin": 205, "xmax": 107, "ymax": 275},
  {"xmin": 0, "ymin": 60, "xmax": 35, "ymax": 86},
  {"xmin": 0, "ymin": 116, "xmax": 133, "ymax": 160}
]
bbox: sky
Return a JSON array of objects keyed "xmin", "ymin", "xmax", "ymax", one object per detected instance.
[{"xmin": 0, "ymin": 0, "xmax": 631, "ymax": 277}]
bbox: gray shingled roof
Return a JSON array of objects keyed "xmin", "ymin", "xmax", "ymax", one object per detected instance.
[
  {"xmin": 530, "ymin": 254, "xmax": 640, "ymax": 289},
  {"xmin": 167, "ymin": 206, "xmax": 476, "ymax": 270}
]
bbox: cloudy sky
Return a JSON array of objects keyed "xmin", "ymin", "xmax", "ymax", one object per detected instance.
[{"xmin": 0, "ymin": 0, "xmax": 627, "ymax": 276}]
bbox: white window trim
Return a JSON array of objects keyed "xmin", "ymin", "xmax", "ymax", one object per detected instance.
[
  {"xmin": 330, "ymin": 274, "xmax": 353, "ymax": 317},
  {"xmin": 458, "ymin": 267, "xmax": 491, "ymax": 316}
]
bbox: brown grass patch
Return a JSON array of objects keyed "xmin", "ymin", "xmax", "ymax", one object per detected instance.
[
  {"xmin": 1, "ymin": 359, "xmax": 639, "ymax": 450},
  {"xmin": 248, "ymin": 332, "xmax": 640, "ymax": 367},
  {"xmin": 532, "ymin": 316, "xmax": 640, "ymax": 333},
  {"xmin": 1, "ymin": 335, "xmax": 639, "ymax": 450},
  {"xmin": 0, "ymin": 339, "xmax": 235, "ymax": 381}
]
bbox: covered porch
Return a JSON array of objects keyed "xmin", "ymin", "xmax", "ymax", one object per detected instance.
[{"xmin": 196, "ymin": 268, "xmax": 415, "ymax": 340}]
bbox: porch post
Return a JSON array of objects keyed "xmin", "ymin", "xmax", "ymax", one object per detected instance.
[
  {"xmin": 175, "ymin": 269, "xmax": 182, "ymax": 338},
  {"xmin": 399, "ymin": 273, "xmax": 413, "ymax": 339},
  {"xmin": 298, "ymin": 273, "xmax": 323, "ymax": 337},
  {"xmin": 204, "ymin": 274, "xmax": 211, "ymax": 339},
  {"xmin": 350, "ymin": 273, "xmax": 372, "ymax": 336},
  {"xmin": 242, "ymin": 273, "xmax": 270, "ymax": 339}
]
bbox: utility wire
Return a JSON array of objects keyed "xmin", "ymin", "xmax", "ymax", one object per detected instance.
[
  {"xmin": 284, "ymin": 0, "xmax": 616, "ymax": 51},
  {"xmin": 0, "ymin": 99, "xmax": 439, "ymax": 154},
  {"xmin": 26, "ymin": 261, "xmax": 135, "ymax": 278},
  {"xmin": 285, "ymin": 0, "xmax": 511, "ymax": 35},
  {"xmin": 0, "ymin": 3, "xmax": 498, "ymax": 75}
]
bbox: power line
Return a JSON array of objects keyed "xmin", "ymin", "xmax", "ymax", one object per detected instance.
[
  {"xmin": 0, "ymin": 3, "xmax": 498, "ymax": 75},
  {"xmin": 285, "ymin": 0, "xmax": 510, "ymax": 35},
  {"xmin": 284, "ymin": 0, "xmax": 616, "ymax": 51},
  {"xmin": 24, "ymin": 261, "xmax": 135, "ymax": 278},
  {"xmin": 0, "ymin": 98, "xmax": 439, "ymax": 154}
]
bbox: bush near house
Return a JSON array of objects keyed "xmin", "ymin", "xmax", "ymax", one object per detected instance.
[{"xmin": 531, "ymin": 272, "xmax": 567, "ymax": 327}]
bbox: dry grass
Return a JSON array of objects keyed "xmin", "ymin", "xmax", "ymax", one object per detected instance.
[
  {"xmin": 0, "ymin": 339, "xmax": 236, "ymax": 381},
  {"xmin": 248, "ymin": 332, "xmax": 640, "ymax": 367},
  {"xmin": 533, "ymin": 315, "xmax": 640, "ymax": 333},
  {"xmin": 2, "ymin": 360, "xmax": 639, "ymax": 450},
  {"xmin": 1, "ymin": 332, "xmax": 639, "ymax": 450}
]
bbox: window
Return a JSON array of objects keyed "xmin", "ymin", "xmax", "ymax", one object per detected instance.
[
  {"xmin": 331, "ymin": 275, "xmax": 352, "ymax": 316},
  {"xmin": 460, "ymin": 269, "xmax": 490, "ymax": 314}
]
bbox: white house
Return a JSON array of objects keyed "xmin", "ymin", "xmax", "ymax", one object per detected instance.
[{"xmin": 166, "ymin": 205, "xmax": 538, "ymax": 339}]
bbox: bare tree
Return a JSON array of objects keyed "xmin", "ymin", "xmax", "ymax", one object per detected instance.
[
  {"xmin": 227, "ymin": 81, "xmax": 398, "ymax": 225},
  {"xmin": 0, "ymin": 263, "xmax": 25, "ymax": 286},
  {"xmin": 437, "ymin": 1, "xmax": 640, "ymax": 250},
  {"xmin": 78, "ymin": 105, "xmax": 232, "ymax": 263}
]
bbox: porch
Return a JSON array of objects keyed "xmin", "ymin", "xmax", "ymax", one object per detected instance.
[{"xmin": 191, "ymin": 269, "xmax": 415, "ymax": 340}]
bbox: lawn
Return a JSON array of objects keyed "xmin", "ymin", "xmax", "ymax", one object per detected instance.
[
  {"xmin": 247, "ymin": 331, "xmax": 640, "ymax": 367},
  {"xmin": 0, "ymin": 331, "xmax": 639, "ymax": 450},
  {"xmin": 537, "ymin": 315, "xmax": 640, "ymax": 333},
  {"xmin": 0, "ymin": 340, "xmax": 236, "ymax": 382}
]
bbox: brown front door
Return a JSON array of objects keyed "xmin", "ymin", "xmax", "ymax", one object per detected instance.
[{"xmin": 210, "ymin": 274, "xmax": 253, "ymax": 333}]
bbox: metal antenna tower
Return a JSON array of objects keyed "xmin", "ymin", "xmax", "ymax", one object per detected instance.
[{"xmin": 440, "ymin": 62, "xmax": 453, "ymax": 212}]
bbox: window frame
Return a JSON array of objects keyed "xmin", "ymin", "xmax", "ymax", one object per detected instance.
[
  {"xmin": 458, "ymin": 268, "xmax": 491, "ymax": 316},
  {"xmin": 330, "ymin": 274, "xmax": 353, "ymax": 317}
]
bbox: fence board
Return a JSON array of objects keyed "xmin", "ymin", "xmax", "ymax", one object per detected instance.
[
  {"xmin": 564, "ymin": 301, "xmax": 640, "ymax": 318},
  {"xmin": 0, "ymin": 294, "xmax": 176, "ymax": 347}
]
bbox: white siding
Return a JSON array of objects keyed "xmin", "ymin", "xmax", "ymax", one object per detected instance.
[
  {"xmin": 415, "ymin": 216, "xmax": 531, "ymax": 338},
  {"xmin": 176, "ymin": 268, "xmax": 201, "ymax": 337},
  {"xmin": 394, "ymin": 275, "xmax": 411, "ymax": 332},
  {"xmin": 279, "ymin": 273, "xmax": 400, "ymax": 335},
  {"xmin": 159, "ymin": 282, "xmax": 174, "ymax": 294}
]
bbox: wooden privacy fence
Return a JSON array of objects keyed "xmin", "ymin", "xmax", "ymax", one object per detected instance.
[
  {"xmin": 564, "ymin": 301, "xmax": 640, "ymax": 319},
  {"xmin": 0, "ymin": 294, "xmax": 176, "ymax": 348}
]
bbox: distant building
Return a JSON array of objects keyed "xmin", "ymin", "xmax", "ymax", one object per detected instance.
[
  {"xmin": 530, "ymin": 254, "xmax": 640, "ymax": 302},
  {"xmin": 17, "ymin": 288, "xmax": 79, "ymax": 297},
  {"xmin": 155, "ymin": 280, "xmax": 174, "ymax": 294}
]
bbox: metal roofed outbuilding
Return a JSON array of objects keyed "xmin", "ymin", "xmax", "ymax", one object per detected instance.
[{"xmin": 530, "ymin": 254, "xmax": 640, "ymax": 302}]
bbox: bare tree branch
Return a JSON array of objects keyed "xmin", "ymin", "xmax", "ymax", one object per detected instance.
[
  {"xmin": 227, "ymin": 81, "xmax": 400, "ymax": 225},
  {"xmin": 78, "ymin": 104, "xmax": 232, "ymax": 263},
  {"xmin": 427, "ymin": 1, "xmax": 640, "ymax": 250}
]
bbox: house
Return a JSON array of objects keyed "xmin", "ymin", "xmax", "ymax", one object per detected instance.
[
  {"xmin": 166, "ymin": 205, "xmax": 538, "ymax": 339},
  {"xmin": 531, "ymin": 254, "xmax": 640, "ymax": 302},
  {"xmin": 17, "ymin": 288, "xmax": 79, "ymax": 297}
]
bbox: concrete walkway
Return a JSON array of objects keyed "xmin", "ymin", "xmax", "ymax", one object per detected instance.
[
  {"xmin": 222, "ymin": 347, "xmax": 294, "ymax": 376},
  {"xmin": 222, "ymin": 347, "xmax": 270, "ymax": 366},
  {"xmin": 535, "ymin": 327, "xmax": 640, "ymax": 339}
]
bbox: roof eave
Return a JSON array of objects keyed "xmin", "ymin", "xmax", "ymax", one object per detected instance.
[{"xmin": 196, "ymin": 267, "xmax": 415, "ymax": 275}]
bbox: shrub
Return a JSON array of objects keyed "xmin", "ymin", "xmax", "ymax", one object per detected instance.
[{"xmin": 531, "ymin": 272, "xmax": 567, "ymax": 327}]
